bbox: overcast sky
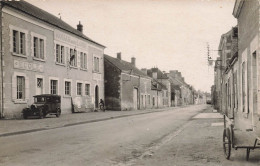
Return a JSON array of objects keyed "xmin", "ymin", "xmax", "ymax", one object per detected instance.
[{"xmin": 26, "ymin": 0, "xmax": 237, "ymax": 92}]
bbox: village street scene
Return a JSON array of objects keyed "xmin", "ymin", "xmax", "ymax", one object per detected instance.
[{"xmin": 1, "ymin": 0, "xmax": 260, "ymax": 165}]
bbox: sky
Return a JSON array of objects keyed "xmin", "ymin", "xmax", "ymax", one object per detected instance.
[{"xmin": 26, "ymin": 0, "xmax": 237, "ymax": 92}]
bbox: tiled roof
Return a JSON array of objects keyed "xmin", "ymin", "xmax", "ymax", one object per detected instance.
[
  {"xmin": 2, "ymin": 1, "xmax": 105, "ymax": 48},
  {"xmin": 104, "ymin": 54, "xmax": 150, "ymax": 78},
  {"xmin": 147, "ymin": 68, "xmax": 168, "ymax": 79}
]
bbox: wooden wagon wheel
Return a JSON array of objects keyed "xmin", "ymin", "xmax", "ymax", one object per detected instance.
[{"xmin": 223, "ymin": 128, "xmax": 231, "ymax": 159}]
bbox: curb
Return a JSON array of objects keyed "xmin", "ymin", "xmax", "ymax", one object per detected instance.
[{"xmin": 0, "ymin": 105, "xmax": 195, "ymax": 137}]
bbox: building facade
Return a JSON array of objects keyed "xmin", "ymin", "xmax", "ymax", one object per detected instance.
[
  {"xmin": 104, "ymin": 53, "xmax": 166, "ymax": 111},
  {"xmin": 167, "ymin": 70, "xmax": 193, "ymax": 106},
  {"xmin": 0, "ymin": 1, "xmax": 105, "ymax": 118},
  {"xmin": 144, "ymin": 67, "xmax": 171, "ymax": 107},
  {"xmin": 232, "ymin": 0, "xmax": 259, "ymax": 130}
]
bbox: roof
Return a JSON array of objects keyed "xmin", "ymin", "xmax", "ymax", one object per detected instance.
[
  {"xmin": 151, "ymin": 79, "xmax": 167, "ymax": 91},
  {"xmin": 233, "ymin": 0, "xmax": 244, "ymax": 18},
  {"xmin": 147, "ymin": 68, "xmax": 168, "ymax": 79},
  {"xmin": 104, "ymin": 54, "xmax": 150, "ymax": 78},
  {"xmin": 2, "ymin": 1, "xmax": 105, "ymax": 48},
  {"xmin": 218, "ymin": 29, "xmax": 232, "ymax": 51}
]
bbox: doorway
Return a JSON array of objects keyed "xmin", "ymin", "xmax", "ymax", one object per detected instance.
[{"xmin": 133, "ymin": 88, "xmax": 138, "ymax": 110}]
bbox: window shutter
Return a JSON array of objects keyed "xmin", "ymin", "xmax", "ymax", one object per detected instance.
[
  {"xmin": 12, "ymin": 74, "xmax": 17, "ymax": 101},
  {"xmin": 77, "ymin": 51, "xmax": 80, "ymax": 67},
  {"xmin": 25, "ymin": 76, "xmax": 29, "ymax": 101}
]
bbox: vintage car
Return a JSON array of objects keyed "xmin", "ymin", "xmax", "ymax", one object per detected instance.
[{"xmin": 22, "ymin": 94, "xmax": 61, "ymax": 119}]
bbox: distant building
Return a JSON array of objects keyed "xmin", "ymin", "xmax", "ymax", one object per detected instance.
[
  {"xmin": 104, "ymin": 53, "xmax": 166, "ymax": 111},
  {"xmin": 144, "ymin": 67, "xmax": 171, "ymax": 107},
  {"xmin": 0, "ymin": 1, "xmax": 105, "ymax": 118},
  {"xmin": 167, "ymin": 70, "xmax": 193, "ymax": 106},
  {"xmin": 217, "ymin": 26, "xmax": 238, "ymax": 116}
]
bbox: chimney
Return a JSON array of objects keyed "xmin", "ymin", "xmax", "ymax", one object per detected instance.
[
  {"xmin": 131, "ymin": 57, "xmax": 136, "ymax": 66},
  {"xmin": 117, "ymin": 52, "xmax": 121, "ymax": 60},
  {"xmin": 77, "ymin": 21, "xmax": 83, "ymax": 33}
]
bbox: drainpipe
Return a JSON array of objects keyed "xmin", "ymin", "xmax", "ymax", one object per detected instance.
[
  {"xmin": 138, "ymin": 75, "xmax": 140, "ymax": 110},
  {"xmin": 157, "ymin": 90, "xmax": 158, "ymax": 108},
  {"xmin": 0, "ymin": 3, "xmax": 3, "ymax": 118}
]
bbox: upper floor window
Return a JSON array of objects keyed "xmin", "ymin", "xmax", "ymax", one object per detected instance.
[
  {"xmin": 56, "ymin": 44, "xmax": 65, "ymax": 64},
  {"xmin": 80, "ymin": 52, "xmax": 87, "ymax": 69},
  {"xmin": 33, "ymin": 37, "xmax": 45, "ymax": 60},
  {"xmin": 70, "ymin": 49, "xmax": 77, "ymax": 67},
  {"xmin": 12, "ymin": 30, "xmax": 26, "ymax": 55},
  {"xmin": 94, "ymin": 56, "xmax": 99, "ymax": 72}
]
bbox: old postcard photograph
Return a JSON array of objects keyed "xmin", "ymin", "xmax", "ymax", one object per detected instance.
[{"xmin": 0, "ymin": 0, "xmax": 260, "ymax": 165}]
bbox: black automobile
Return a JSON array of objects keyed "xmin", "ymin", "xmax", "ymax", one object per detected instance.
[{"xmin": 22, "ymin": 94, "xmax": 61, "ymax": 119}]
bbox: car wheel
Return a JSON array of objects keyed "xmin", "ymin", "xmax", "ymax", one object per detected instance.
[
  {"xmin": 56, "ymin": 108, "xmax": 61, "ymax": 118},
  {"xmin": 39, "ymin": 109, "xmax": 44, "ymax": 119}
]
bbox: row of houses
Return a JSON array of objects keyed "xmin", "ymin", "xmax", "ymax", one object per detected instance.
[
  {"xmin": 212, "ymin": 0, "xmax": 260, "ymax": 131},
  {"xmin": 0, "ymin": 1, "xmax": 203, "ymax": 119}
]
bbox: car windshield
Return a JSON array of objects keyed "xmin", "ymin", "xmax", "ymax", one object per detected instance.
[{"xmin": 34, "ymin": 97, "xmax": 46, "ymax": 103}]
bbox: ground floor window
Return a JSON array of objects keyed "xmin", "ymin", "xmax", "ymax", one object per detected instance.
[
  {"xmin": 85, "ymin": 84, "xmax": 90, "ymax": 96},
  {"xmin": 17, "ymin": 76, "xmax": 25, "ymax": 99},
  {"xmin": 77, "ymin": 83, "xmax": 82, "ymax": 96},
  {"xmin": 65, "ymin": 81, "xmax": 71, "ymax": 96},
  {"xmin": 50, "ymin": 80, "xmax": 58, "ymax": 94}
]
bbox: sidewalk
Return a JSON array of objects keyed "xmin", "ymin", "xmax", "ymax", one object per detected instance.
[{"xmin": 0, "ymin": 105, "xmax": 193, "ymax": 137}]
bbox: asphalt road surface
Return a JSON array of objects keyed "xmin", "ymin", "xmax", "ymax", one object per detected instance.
[{"xmin": 1, "ymin": 105, "xmax": 259, "ymax": 166}]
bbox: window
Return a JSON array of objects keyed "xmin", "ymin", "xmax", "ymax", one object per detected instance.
[
  {"xmin": 17, "ymin": 76, "xmax": 25, "ymax": 99},
  {"xmin": 12, "ymin": 30, "xmax": 26, "ymax": 55},
  {"xmin": 50, "ymin": 80, "xmax": 58, "ymax": 94},
  {"xmin": 70, "ymin": 49, "xmax": 77, "ymax": 67},
  {"xmin": 85, "ymin": 84, "xmax": 90, "ymax": 96},
  {"xmin": 37, "ymin": 78, "xmax": 43, "ymax": 88},
  {"xmin": 94, "ymin": 56, "xmax": 99, "ymax": 72},
  {"xmin": 65, "ymin": 81, "xmax": 71, "ymax": 96},
  {"xmin": 80, "ymin": 52, "xmax": 87, "ymax": 69},
  {"xmin": 33, "ymin": 36, "xmax": 45, "ymax": 59},
  {"xmin": 148, "ymin": 95, "xmax": 150, "ymax": 105},
  {"xmin": 56, "ymin": 44, "xmax": 65, "ymax": 64},
  {"xmin": 77, "ymin": 83, "xmax": 82, "ymax": 95}
]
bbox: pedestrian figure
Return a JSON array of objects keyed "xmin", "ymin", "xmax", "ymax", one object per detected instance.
[{"xmin": 99, "ymin": 99, "xmax": 105, "ymax": 112}]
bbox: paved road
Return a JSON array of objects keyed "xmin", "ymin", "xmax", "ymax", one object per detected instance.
[{"xmin": 0, "ymin": 105, "xmax": 208, "ymax": 166}]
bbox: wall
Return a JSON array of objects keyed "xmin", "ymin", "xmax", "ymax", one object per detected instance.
[
  {"xmin": 104, "ymin": 59, "xmax": 121, "ymax": 110},
  {"xmin": 236, "ymin": 0, "xmax": 259, "ymax": 130}
]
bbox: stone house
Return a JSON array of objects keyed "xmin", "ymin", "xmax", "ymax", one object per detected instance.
[
  {"xmin": 104, "ymin": 53, "xmax": 165, "ymax": 111},
  {"xmin": 231, "ymin": 0, "xmax": 259, "ymax": 131},
  {"xmin": 0, "ymin": 1, "xmax": 105, "ymax": 118},
  {"xmin": 167, "ymin": 70, "xmax": 193, "ymax": 106},
  {"xmin": 144, "ymin": 67, "xmax": 171, "ymax": 107}
]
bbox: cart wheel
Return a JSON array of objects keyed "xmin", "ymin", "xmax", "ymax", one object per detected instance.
[{"xmin": 223, "ymin": 128, "xmax": 231, "ymax": 159}]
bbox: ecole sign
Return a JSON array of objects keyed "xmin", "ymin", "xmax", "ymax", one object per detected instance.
[
  {"xmin": 14, "ymin": 60, "xmax": 43, "ymax": 72},
  {"xmin": 54, "ymin": 30, "xmax": 87, "ymax": 49}
]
